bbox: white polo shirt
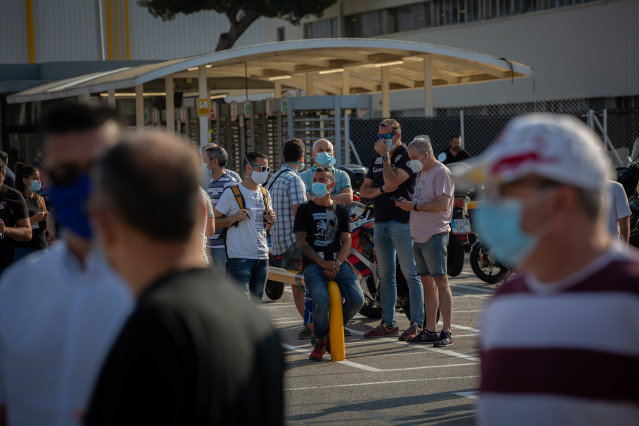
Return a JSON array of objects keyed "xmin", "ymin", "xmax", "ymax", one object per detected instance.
[{"xmin": 0, "ymin": 240, "xmax": 133, "ymax": 426}]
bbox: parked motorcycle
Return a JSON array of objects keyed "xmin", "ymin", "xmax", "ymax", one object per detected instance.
[{"xmin": 469, "ymin": 240, "xmax": 510, "ymax": 284}]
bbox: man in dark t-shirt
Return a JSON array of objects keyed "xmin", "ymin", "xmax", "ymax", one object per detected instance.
[
  {"xmin": 294, "ymin": 167, "xmax": 363, "ymax": 361},
  {"xmin": 360, "ymin": 119, "xmax": 425, "ymax": 341},
  {"xmin": 0, "ymin": 159, "xmax": 31, "ymax": 275},
  {"xmin": 86, "ymin": 133, "xmax": 284, "ymax": 425},
  {"xmin": 438, "ymin": 134, "xmax": 471, "ymax": 165}
]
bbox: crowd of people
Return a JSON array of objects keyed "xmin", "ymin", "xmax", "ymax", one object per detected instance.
[{"xmin": 0, "ymin": 102, "xmax": 636, "ymax": 425}]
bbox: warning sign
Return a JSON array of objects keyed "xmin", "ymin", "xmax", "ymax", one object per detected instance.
[{"xmin": 198, "ymin": 99, "xmax": 209, "ymax": 117}]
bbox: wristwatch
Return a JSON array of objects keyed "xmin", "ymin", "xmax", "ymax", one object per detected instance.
[
  {"xmin": 413, "ymin": 203, "xmax": 419, "ymax": 212},
  {"xmin": 380, "ymin": 155, "xmax": 388, "ymax": 161},
  {"xmin": 379, "ymin": 187, "xmax": 385, "ymax": 194},
  {"xmin": 335, "ymin": 260, "xmax": 342, "ymax": 266}
]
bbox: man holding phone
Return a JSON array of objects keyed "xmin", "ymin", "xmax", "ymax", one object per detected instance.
[{"xmin": 359, "ymin": 119, "xmax": 425, "ymax": 341}]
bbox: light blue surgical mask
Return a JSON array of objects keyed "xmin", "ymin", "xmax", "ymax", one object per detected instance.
[
  {"xmin": 28, "ymin": 180, "xmax": 42, "ymax": 193},
  {"xmin": 316, "ymin": 152, "xmax": 333, "ymax": 167},
  {"xmin": 475, "ymin": 190, "xmax": 554, "ymax": 266},
  {"xmin": 312, "ymin": 182, "xmax": 330, "ymax": 198},
  {"xmin": 201, "ymin": 163, "xmax": 210, "ymax": 174}
]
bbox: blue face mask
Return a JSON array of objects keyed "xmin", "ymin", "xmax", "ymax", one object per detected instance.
[
  {"xmin": 49, "ymin": 173, "xmax": 93, "ymax": 239},
  {"xmin": 28, "ymin": 180, "xmax": 42, "ymax": 193},
  {"xmin": 312, "ymin": 182, "xmax": 330, "ymax": 198},
  {"xmin": 475, "ymin": 191, "xmax": 554, "ymax": 267},
  {"xmin": 316, "ymin": 152, "xmax": 333, "ymax": 167},
  {"xmin": 201, "ymin": 163, "xmax": 210, "ymax": 174}
]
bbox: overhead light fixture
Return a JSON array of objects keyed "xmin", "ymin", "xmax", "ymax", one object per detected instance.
[
  {"xmin": 187, "ymin": 67, "xmax": 198, "ymax": 71},
  {"xmin": 319, "ymin": 68, "xmax": 344, "ymax": 75},
  {"xmin": 99, "ymin": 92, "xmax": 166, "ymax": 97},
  {"xmin": 374, "ymin": 60, "xmax": 404, "ymax": 67},
  {"xmin": 206, "ymin": 64, "xmax": 212, "ymax": 68},
  {"xmin": 268, "ymin": 75, "xmax": 292, "ymax": 81},
  {"xmin": 210, "ymin": 93, "xmax": 227, "ymax": 99}
]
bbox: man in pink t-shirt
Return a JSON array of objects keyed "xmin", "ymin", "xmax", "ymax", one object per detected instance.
[{"xmin": 395, "ymin": 136, "xmax": 454, "ymax": 347}]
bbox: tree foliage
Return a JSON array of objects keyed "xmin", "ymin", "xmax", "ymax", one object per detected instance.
[{"xmin": 138, "ymin": 0, "xmax": 339, "ymax": 51}]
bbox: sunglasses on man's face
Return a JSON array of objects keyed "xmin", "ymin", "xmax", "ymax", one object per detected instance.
[
  {"xmin": 249, "ymin": 163, "xmax": 271, "ymax": 173},
  {"xmin": 378, "ymin": 133, "xmax": 397, "ymax": 140}
]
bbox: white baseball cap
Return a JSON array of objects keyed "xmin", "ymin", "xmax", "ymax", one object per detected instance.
[{"xmin": 457, "ymin": 113, "xmax": 612, "ymax": 190}]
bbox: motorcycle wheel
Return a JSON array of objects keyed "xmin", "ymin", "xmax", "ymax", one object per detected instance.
[
  {"xmin": 264, "ymin": 280, "xmax": 284, "ymax": 300},
  {"xmin": 469, "ymin": 245, "xmax": 508, "ymax": 284},
  {"xmin": 447, "ymin": 233, "xmax": 465, "ymax": 277},
  {"xmin": 359, "ymin": 295, "xmax": 383, "ymax": 318}
]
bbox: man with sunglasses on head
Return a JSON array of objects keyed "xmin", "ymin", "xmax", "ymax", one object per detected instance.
[
  {"xmin": 214, "ymin": 152, "xmax": 275, "ymax": 299},
  {"xmin": 472, "ymin": 114, "xmax": 639, "ymax": 425},
  {"xmin": 0, "ymin": 103, "xmax": 133, "ymax": 426},
  {"xmin": 201, "ymin": 143, "xmax": 241, "ymax": 271},
  {"xmin": 360, "ymin": 118, "xmax": 425, "ymax": 341}
]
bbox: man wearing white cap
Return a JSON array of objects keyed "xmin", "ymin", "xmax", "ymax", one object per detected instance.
[{"xmin": 470, "ymin": 114, "xmax": 639, "ymax": 425}]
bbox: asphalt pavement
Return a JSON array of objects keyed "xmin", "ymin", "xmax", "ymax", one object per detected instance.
[{"xmin": 260, "ymin": 259, "xmax": 497, "ymax": 425}]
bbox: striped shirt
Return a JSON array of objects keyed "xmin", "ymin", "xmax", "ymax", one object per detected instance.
[
  {"xmin": 206, "ymin": 171, "xmax": 241, "ymax": 249},
  {"xmin": 267, "ymin": 164, "xmax": 306, "ymax": 255},
  {"xmin": 478, "ymin": 244, "xmax": 639, "ymax": 426}
]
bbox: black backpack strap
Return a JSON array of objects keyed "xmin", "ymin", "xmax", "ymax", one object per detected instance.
[{"xmin": 266, "ymin": 168, "xmax": 293, "ymax": 191}]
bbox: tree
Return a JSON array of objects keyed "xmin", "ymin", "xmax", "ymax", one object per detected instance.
[{"xmin": 138, "ymin": 0, "xmax": 339, "ymax": 51}]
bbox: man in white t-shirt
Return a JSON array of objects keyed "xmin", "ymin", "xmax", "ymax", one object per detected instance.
[
  {"xmin": 214, "ymin": 152, "xmax": 275, "ymax": 299},
  {"xmin": 608, "ymin": 180, "xmax": 631, "ymax": 243}
]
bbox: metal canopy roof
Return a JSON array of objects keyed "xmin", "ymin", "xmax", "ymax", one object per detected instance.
[{"xmin": 7, "ymin": 38, "xmax": 533, "ymax": 104}]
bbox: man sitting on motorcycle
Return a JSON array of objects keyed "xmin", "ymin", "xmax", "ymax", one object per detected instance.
[{"xmin": 294, "ymin": 167, "xmax": 364, "ymax": 361}]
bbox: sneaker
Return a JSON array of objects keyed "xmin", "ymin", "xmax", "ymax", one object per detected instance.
[
  {"xmin": 364, "ymin": 321, "xmax": 399, "ymax": 338},
  {"xmin": 344, "ymin": 328, "xmax": 351, "ymax": 337},
  {"xmin": 309, "ymin": 338, "xmax": 327, "ymax": 361},
  {"xmin": 399, "ymin": 322, "xmax": 422, "ymax": 341},
  {"xmin": 297, "ymin": 325, "xmax": 312, "ymax": 339},
  {"xmin": 409, "ymin": 329, "xmax": 439, "ymax": 344},
  {"xmin": 433, "ymin": 330, "xmax": 453, "ymax": 347}
]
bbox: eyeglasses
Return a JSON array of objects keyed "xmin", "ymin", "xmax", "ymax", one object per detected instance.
[{"xmin": 378, "ymin": 133, "xmax": 397, "ymax": 140}]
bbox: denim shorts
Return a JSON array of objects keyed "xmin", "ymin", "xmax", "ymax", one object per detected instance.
[{"xmin": 412, "ymin": 232, "xmax": 449, "ymax": 277}]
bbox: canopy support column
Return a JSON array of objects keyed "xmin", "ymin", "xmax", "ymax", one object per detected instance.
[
  {"xmin": 342, "ymin": 69, "xmax": 350, "ymax": 95},
  {"xmin": 107, "ymin": 88, "xmax": 116, "ymax": 109},
  {"xmin": 135, "ymin": 84, "xmax": 144, "ymax": 131},
  {"xmin": 198, "ymin": 66, "xmax": 208, "ymax": 149},
  {"xmin": 306, "ymin": 73, "xmax": 314, "ymax": 96},
  {"xmin": 165, "ymin": 76, "xmax": 174, "ymax": 134},
  {"xmin": 274, "ymin": 81, "xmax": 282, "ymax": 99},
  {"xmin": 381, "ymin": 67, "xmax": 390, "ymax": 118},
  {"xmin": 423, "ymin": 56, "xmax": 433, "ymax": 117}
]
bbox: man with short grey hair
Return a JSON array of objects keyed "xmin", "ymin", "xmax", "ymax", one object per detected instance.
[
  {"xmin": 202, "ymin": 143, "xmax": 241, "ymax": 271},
  {"xmin": 396, "ymin": 137, "xmax": 455, "ymax": 347},
  {"xmin": 299, "ymin": 139, "xmax": 353, "ymax": 205}
]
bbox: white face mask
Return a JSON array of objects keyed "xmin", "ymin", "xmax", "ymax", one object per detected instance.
[
  {"xmin": 251, "ymin": 170, "xmax": 269, "ymax": 185},
  {"xmin": 407, "ymin": 154, "xmax": 424, "ymax": 173}
]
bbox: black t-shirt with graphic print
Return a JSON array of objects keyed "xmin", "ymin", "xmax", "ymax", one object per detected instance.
[
  {"xmin": 293, "ymin": 200, "xmax": 351, "ymax": 269},
  {"xmin": 365, "ymin": 144, "xmax": 417, "ymax": 223}
]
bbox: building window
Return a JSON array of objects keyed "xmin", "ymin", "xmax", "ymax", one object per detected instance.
[
  {"xmin": 304, "ymin": 18, "xmax": 338, "ymax": 39},
  {"xmin": 345, "ymin": 10, "xmax": 386, "ymax": 37},
  {"xmin": 388, "ymin": 3, "xmax": 431, "ymax": 33},
  {"xmin": 277, "ymin": 27, "xmax": 285, "ymax": 41}
]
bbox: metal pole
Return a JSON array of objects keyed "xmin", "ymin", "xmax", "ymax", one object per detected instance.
[
  {"xmin": 460, "ymin": 110, "xmax": 465, "ymax": 150},
  {"xmin": 423, "ymin": 56, "xmax": 433, "ymax": 117},
  {"xmin": 334, "ymin": 97, "xmax": 341, "ymax": 165},
  {"xmin": 107, "ymin": 88, "xmax": 116, "ymax": 109},
  {"xmin": 381, "ymin": 67, "xmax": 390, "ymax": 118},
  {"xmin": 165, "ymin": 76, "xmax": 174, "ymax": 134},
  {"xmin": 198, "ymin": 66, "xmax": 208, "ymax": 150},
  {"xmin": 135, "ymin": 84, "xmax": 144, "ymax": 131},
  {"xmin": 344, "ymin": 110, "xmax": 350, "ymax": 165}
]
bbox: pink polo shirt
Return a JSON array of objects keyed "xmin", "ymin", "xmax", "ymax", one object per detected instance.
[{"xmin": 410, "ymin": 162, "xmax": 454, "ymax": 243}]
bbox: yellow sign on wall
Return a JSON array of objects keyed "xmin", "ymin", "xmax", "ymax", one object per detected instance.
[{"xmin": 197, "ymin": 99, "xmax": 210, "ymax": 117}]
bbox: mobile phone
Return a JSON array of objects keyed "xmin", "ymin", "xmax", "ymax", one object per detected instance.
[{"xmin": 390, "ymin": 196, "xmax": 400, "ymax": 202}]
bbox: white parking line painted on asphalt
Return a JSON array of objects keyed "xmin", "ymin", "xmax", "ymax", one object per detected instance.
[
  {"xmin": 260, "ymin": 303, "xmax": 296, "ymax": 309},
  {"xmin": 383, "ymin": 362, "xmax": 477, "ymax": 371},
  {"xmin": 450, "ymin": 283, "xmax": 494, "ymax": 293},
  {"xmin": 281, "ymin": 343, "xmax": 382, "ymax": 372},
  {"xmin": 456, "ymin": 391, "xmax": 478, "ymax": 400},
  {"xmin": 448, "ymin": 323, "xmax": 480, "ymax": 333},
  {"xmin": 422, "ymin": 347, "xmax": 479, "ymax": 361},
  {"xmin": 284, "ymin": 375, "xmax": 480, "ymax": 391},
  {"xmin": 271, "ymin": 320, "xmax": 306, "ymax": 325}
]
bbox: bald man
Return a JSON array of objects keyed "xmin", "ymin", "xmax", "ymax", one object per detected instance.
[{"xmin": 299, "ymin": 139, "xmax": 353, "ymax": 205}]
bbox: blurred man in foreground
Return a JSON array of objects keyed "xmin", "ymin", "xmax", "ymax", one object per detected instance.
[
  {"xmin": 471, "ymin": 114, "xmax": 639, "ymax": 425},
  {"xmin": 86, "ymin": 132, "xmax": 284, "ymax": 425},
  {"xmin": 0, "ymin": 103, "xmax": 133, "ymax": 425}
]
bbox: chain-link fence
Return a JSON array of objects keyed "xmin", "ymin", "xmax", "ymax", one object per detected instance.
[{"xmin": 348, "ymin": 98, "xmax": 639, "ymax": 169}]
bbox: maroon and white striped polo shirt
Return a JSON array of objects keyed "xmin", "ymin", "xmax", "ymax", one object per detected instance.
[{"xmin": 478, "ymin": 244, "xmax": 639, "ymax": 426}]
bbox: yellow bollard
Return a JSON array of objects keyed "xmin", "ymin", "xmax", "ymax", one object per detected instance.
[{"xmin": 327, "ymin": 280, "xmax": 345, "ymax": 361}]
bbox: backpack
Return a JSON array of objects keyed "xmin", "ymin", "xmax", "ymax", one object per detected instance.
[{"xmin": 227, "ymin": 184, "xmax": 270, "ymax": 229}]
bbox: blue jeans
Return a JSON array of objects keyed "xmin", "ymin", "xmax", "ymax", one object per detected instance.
[
  {"xmin": 303, "ymin": 263, "xmax": 364, "ymax": 339},
  {"xmin": 373, "ymin": 220, "xmax": 425, "ymax": 327},
  {"xmin": 413, "ymin": 232, "xmax": 449, "ymax": 277},
  {"xmin": 227, "ymin": 258, "xmax": 269, "ymax": 300},
  {"xmin": 209, "ymin": 248, "xmax": 228, "ymax": 272},
  {"xmin": 14, "ymin": 247, "xmax": 49, "ymax": 263}
]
